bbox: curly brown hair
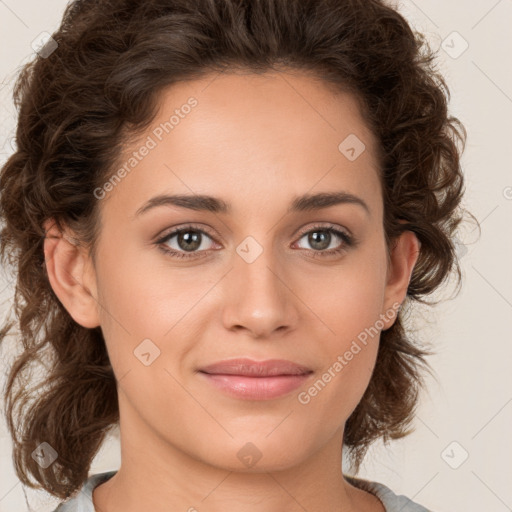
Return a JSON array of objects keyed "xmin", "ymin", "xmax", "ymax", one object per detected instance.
[{"xmin": 0, "ymin": 0, "xmax": 478, "ymax": 501}]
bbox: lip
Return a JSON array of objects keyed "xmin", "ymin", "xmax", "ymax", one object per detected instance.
[
  {"xmin": 199, "ymin": 358, "xmax": 313, "ymax": 376},
  {"xmin": 198, "ymin": 358, "xmax": 313, "ymax": 400}
]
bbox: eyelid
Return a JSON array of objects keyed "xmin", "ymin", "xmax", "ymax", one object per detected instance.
[
  {"xmin": 155, "ymin": 222, "xmax": 222, "ymax": 244},
  {"xmin": 156, "ymin": 221, "xmax": 352, "ymax": 245},
  {"xmin": 294, "ymin": 221, "xmax": 352, "ymax": 239}
]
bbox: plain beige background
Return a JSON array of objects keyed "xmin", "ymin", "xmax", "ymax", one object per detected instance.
[{"xmin": 0, "ymin": 1, "xmax": 511, "ymax": 511}]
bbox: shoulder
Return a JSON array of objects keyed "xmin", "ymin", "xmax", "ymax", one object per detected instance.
[
  {"xmin": 52, "ymin": 471, "xmax": 117, "ymax": 512},
  {"xmin": 344, "ymin": 474, "xmax": 434, "ymax": 512}
]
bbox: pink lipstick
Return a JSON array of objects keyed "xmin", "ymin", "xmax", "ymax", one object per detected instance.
[{"xmin": 198, "ymin": 358, "xmax": 313, "ymax": 400}]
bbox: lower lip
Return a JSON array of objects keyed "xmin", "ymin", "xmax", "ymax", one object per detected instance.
[{"xmin": 199, "ymin": 372, "xmax": 312, "ymax": 400}]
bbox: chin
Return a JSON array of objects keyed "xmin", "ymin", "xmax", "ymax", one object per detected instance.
[{"xmin": 193, "ymin": 434, "xmax": 315, "ymax": 473}]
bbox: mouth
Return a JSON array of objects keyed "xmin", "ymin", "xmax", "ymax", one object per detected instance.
[{"xmin": 197, "ymin": 358, "xmax": 314, "ymax": 400}]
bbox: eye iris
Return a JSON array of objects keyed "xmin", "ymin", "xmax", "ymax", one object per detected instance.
[
  {"xmin": 309, "ymin": 230, "xmax": 330, "ymax": 250},
  {"xmin": 178, "ymin": 230, "xmax": 201, "ymax": 251}
]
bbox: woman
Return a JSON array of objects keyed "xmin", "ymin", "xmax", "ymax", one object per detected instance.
[{"xmin": 0, "ymin": 0, "xmax": 476, "ymax": 511}]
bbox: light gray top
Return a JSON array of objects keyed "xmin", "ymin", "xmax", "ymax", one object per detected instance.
[{"xmin": 53, "ymin": 470, "xmax": 433, "ymax": 511}]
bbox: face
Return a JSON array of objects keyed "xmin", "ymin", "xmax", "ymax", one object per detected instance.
[{"xmin": 45, "ymin": 69, "xmax": 418, "ymax": 474}]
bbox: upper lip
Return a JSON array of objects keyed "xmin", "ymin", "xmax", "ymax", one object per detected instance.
[{"xmin": 198, "ymin": 358, "xmax": 313, "ymax": 377}]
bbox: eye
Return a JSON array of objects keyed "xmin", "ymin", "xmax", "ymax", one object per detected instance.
[
  {"xmin": 155, "ymin": 223, "xmax": 357, "ymax": 261},
  {"xmin": 293, "ymin": 224, "xmax": 355, "ymax": 258},
  {"xmin": 156, "ymin": 224, "xmax": 219, "ymax": 260}
]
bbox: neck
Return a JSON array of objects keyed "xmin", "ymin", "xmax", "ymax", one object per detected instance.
[{"xmin": 92, "ymin": 389, "xmax": 384, "ymax": 512}]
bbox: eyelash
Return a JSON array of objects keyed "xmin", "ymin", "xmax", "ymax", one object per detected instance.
[{"xmin": 155, "ymin": 223, "xmax": 356, "ymax": 260}]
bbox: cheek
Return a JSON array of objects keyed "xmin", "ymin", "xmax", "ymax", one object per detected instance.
[
  {"xmin": 297, "ymin": 296, "xmax": 383, "ymax": 435},
  {"xmin": 95, "ymin": 236, "xmax": 186, "ymax": 330},
  {"xmin": 295, "ymin": 253, "xmax": 387, "ymax": 415},
  {"xmin": 309, "ymin": 254, "xmax": 388, "ymax": 345},
  {"xmin": 93, "ymin": 240, "xmax": 212, "ymax": 378}
]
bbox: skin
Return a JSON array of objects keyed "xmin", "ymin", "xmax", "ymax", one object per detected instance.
[{"xmin": 43, "ymin": 69, "xmax": 420, "ymax": 512}]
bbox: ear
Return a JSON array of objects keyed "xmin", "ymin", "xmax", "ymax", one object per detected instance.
[
  {"xmin": 43, "ymin": 218, "xmax": 100, "ymax": 329},
  {"xmin": 381, "ymin": 228, "xmax": 421, "ymax": 330}
]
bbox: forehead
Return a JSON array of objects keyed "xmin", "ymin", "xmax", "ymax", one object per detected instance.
[{"xmin": 103, "ymin": 70, "xmax": 382, "ymax": 218}]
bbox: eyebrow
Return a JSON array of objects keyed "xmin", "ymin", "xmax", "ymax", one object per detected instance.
[{"xmin": 134, "ymin": 191, "xmax": 370, "ymax": 218}]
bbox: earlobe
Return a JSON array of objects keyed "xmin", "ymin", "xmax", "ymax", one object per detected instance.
[
  {"xmin": 43, "ymin": 218, "xmax": 100, "ymax": 329},
  {"xmin": 381, "ymin": 230, "xmax": 421, "ymax": 330}
]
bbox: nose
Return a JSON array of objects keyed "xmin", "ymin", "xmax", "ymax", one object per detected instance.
[{"xmin": 221, "ymin": 242, "xmax": 300, "ymax": 339}]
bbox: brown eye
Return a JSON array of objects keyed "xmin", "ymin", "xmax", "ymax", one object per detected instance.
[{"xmin": 174, "ymin": 230, "xmax": 203, "ymax": 252}]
